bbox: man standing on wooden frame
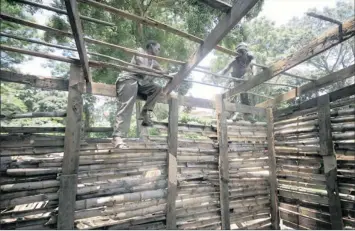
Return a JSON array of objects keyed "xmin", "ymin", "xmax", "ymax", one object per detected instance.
[
  {"xmin": 218, "ymin": 42, "xmax": 256, "ymax": 123},
  {"xmin": 112, "ymin": 40, "xmax": 171, "ymax": 148}
]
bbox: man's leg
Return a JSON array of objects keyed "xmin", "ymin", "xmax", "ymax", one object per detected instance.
[
  {"xmin": 231, "ymin": 80, "xmax": 243, "ymax": 121},
  {"xmin": 112, "ymin": 79, "xmax": 138, "ymax": 147},
  {"xmin": 240, "ymin": 92, "xmax": 251, "ymax": 106},
  {"xmin": 138, "ymin": 82, "xmax": 162, "ymax": 126},
  {"xmin": 240, "ymin": 92, "xmax": 256, "ymax": 123}
]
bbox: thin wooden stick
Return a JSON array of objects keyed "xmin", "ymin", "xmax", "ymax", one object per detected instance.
[
  {"xmin": 13, "ymin": 0, "xmax": 115, "ymax": 26},
  {"xmin": 77, "ymin": 0, "xmax": 237, "ymax": 56}
]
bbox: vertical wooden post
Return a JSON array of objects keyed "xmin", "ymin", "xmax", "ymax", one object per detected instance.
[
  {"xmin": 317, "ymin": 94, "xmax": 344, "ymax": 230},
  {"xmin": 135, "ymin": 101, "xmax": 142, "ymax": 138},
  {"xmin": 266, "ymin": 108, "xmax": 280, "ymax": 230},
  {"xmin": 166, "ymin": 95, "xmax": 178, "ymax": 229},
  {"xmin": 215, "ymin": 94, "xmax": 230, "ymax": 230},
  {"xmin": 58, "ymin": 64, "xmax": 84, "ymax": 229}
]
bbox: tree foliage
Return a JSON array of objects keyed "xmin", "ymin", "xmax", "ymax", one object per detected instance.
[{"xmin": 0, "ymin": 0, "xmax": 66, "ymax": 127}]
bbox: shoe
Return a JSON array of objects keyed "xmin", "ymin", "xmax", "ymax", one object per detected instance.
[
  {"xmin": 112, "ymin": 136, "xmax": 129, "ymax": 149},
  {"xmin": 140, "ymin": 110, "xmax": 154, "ymax": 127}
]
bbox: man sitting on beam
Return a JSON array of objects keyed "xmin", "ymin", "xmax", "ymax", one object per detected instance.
[
  {"xmin": 218, "ymin": 42, "xmax": 256, "ymax": 123},
  {"xmin": 112, "ymin": 40, "xmax": 172, "ymax": 148}
]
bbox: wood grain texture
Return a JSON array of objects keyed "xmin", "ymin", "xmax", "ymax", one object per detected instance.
[
  {"xmin": 274, "ymin": 83, "xmax": 355, "ymax": 118},
  {"xmin": 317, "ymin": 94, "xmax": 343, "ymax": 230},
  {"xmin": 78, "ymin": 0, "xmax": 236, "ymax": 56},
  {"xmin": 256, "ymin": 64, "xmax": 355, "ymax": 108},
  {"xmin": 57, "ymin": 64, "xmax": 84, "ymax": 229},
  {"xmin": 166, "ymin": 97, "xmax": 178, "ymax": 229},
  {"xmin": 215, "ymin": 94, "xmax": 230, "ymax": 230},
  {"xmin": 0, "ymin": 70, "xmax": 264, "ymax": 114},
  {"xmin": 266, "ymin": 108, "xmax": 280, "ymax": 230}
]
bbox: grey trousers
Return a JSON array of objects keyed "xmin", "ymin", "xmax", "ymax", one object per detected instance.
[
  {"xmin": 233, "ymin": 80, "xmax": 252, "ymax": 119},
  {"xmin": 112, "ymin": 79, "xmax": 162, "ymax": 137},
  {"xmin": 232, "ymin": 79, "xmax": 250, "ymax": 106}
]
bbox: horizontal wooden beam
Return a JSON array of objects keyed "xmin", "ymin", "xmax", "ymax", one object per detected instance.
[
  {"xmin": 0, "ymin": 45, "xmax": 170, "ymax": 80},
  {"xmin": 0, "ymin": 32, "xmax": 173, "ymax": 79},
  {"xmin": 85, "ymin": 37, "xmax": 185, "ymax": 65},
  {"xmin": 244, "ymin": 92, "xmax": 273, "ymax": 99},
  {"xmin": 1, "ymin": 42, "xmax": 229, "ymax": 89},
  {"xmin": 223, "ymin": 17, "xmax": 355, "ymax": 98},
  {"xmin": 192, "ymin": 68, "xmax": 246, "ymax": 83},
  {"xmin": 256, "ymin": 64, "xmax": 355, "ymax": 108},
  {"xmin": 198, "ymin": 0, "xmax": 232, "ymax": 13},
  {"xmin": 0, "ymin": 13, "xmax": 72, "ymax": 36},
  {"xmin": 78, "ymin": 0, "xmax": 237, "ymax": 56},
  {"xmin": 0, "ymin": 70, "xmax": 265, "ymax": 114},
  {"xmin": 1, "ymin": 13, "xmax": 229, "ymax": 74},
  {"xmin": 1, "ymin": 30, "xmax": 297, "ymax": 91},
  {"xmin": 0, "ymin": 13, "xmax": 184, "ymax": 65},
  {"xmin": 1, "ymin": 44, "xmax": 79, "ymax": 63},
  {"xmin": 274, "ymin": 83, "xmax": 355, "ymax": 118},
  {"xmin": 163, "ymin": 0, "xmax": 259, "ymax": 94},
  {"xmin": 13, "ymin": 0, "xmax": 115, "ymax": 27},
  {"xmin": 1, "ymin": 32, "xmax": 77, "ymax": 51},
  {"xmin": 282, "ymin": 72, "xmax": 315, "ymax": 81}
]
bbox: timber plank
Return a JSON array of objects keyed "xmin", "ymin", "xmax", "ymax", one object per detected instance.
[
  {"xmin": 166, "ymin": 96, "xmax": 178, "ymax": 229},
  {"xmin": 215, "ymin": 94, "xmax": 230, "ymax": 229},
  {"xmin": 256, "ymin": 64, "xmax": 355, "ymax": 108},
  {"xmin": 317, "ymin": 94, "xmax": 344, "ymax": 229},
  {"xmin": 266, "ymin": 108, "xmax": 280, "ymax": 229},
  {"xmin": 57, "ymin": 64, "xmax": 84, "ymax": 229},
  {"xmin": 0, "ymin": 70, "xmax": 264, "ymax": 114}
]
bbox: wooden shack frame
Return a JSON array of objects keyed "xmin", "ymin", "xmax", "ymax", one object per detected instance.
[{"xmin": 1, "ymin": 0, "xmax": 354, "ymax": 230}]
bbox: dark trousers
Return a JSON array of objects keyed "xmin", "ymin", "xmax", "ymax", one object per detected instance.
[
  {"xmin": 240, "ymin": 92, "xmax": 250, "ymax": 106},
  {"xmin": 112, "ymin": 79, "xmax": 161, "ymax": 137}
]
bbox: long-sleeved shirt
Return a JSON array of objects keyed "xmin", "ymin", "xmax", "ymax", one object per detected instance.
[{"xmin": 116, "ymin": 47, "xmax": 159, "ymax": 85}]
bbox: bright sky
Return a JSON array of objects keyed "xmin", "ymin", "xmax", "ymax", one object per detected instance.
[{"xmin": 17, "ymin": 0, "xmax": 344, "ymax": 100}]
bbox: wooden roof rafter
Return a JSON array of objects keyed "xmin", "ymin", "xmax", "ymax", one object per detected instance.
[
  {"xmin": 256, "ymin": 64, "xmax": 355, "ymax": 108},
  {"xmin": 0, "ymin": 70, "xmax": 266, "ymax": 116},
  {"xmin": 0, "ymin": 37, "xmax": 233, "ymax": 89},
  {"xmin": 0, "ymin": 14, "xmax": 184, "ymax": 64},
  {"xmin": 275, "ymin": 83, "xmax": 355, "ymax": 118},
  {"xmin": 223, "ymin": 17, "xmax": 355, "ymax": 99},
  {"xmin": 282, "ymin": 72, "xmax": 315, "ymax": 82},
  {"xmin": 64, "ymin": 0, "xmax": 91, "ymax": 82},
  {"xmin": 0, "ymin": 14, "xmax": 243, "ymax": 89},
  {"xmin": 76, "ymin": 0, "xmax": 237, "ymax": 56},
  {"xmin": 163, "ymin": 0, "xmax": 260, "ymax": 95},
  {"xmin": 0, "ymin": 44, "xmax": 172, "ymax": 80},
  {"xmin": 197, "ymin": 0, "xmax": 232, "ymax": 13},
  {"xmin": 12, "ymin": 0, "xmax": 115, "ymax": 27}
]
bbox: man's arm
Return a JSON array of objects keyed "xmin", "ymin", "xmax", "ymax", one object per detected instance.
[
  {"xmin": 134, "ymin": 48, "xmax": 170, "ymax": 74},
  {"xmin": 151, "ymin": 60, "xmax": 170, "ymax": 74},
  {"xmin": 134, "ymin": 48, "xmax": 147, "ymax": 67},
  {"xmin": 219, "ymin": 60, "xmax": 235, "ymax": 75}
]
